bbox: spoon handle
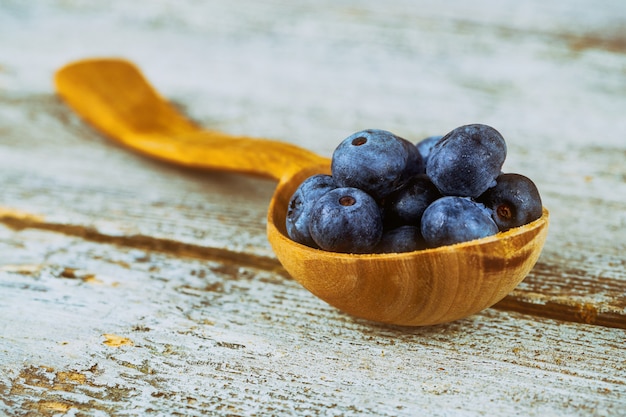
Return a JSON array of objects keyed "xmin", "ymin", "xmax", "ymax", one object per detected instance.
[{"xmin": 55, "ymin": 58, "xmax": 330, "ymax": 182}]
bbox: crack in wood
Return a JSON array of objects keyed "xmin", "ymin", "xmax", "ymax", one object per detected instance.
[
  {"xmin": 1, "ymin": 211, "xmax": 624, "ymax": 330},
  {"xmin": 0, "ymin": 212, "xmax": 285, "ymax": 276},
  {"xmin": 494, "ymin": 295, "xmax": 626, "ymax": 330}
]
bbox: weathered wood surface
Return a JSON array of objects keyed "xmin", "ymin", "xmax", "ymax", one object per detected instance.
[
  {"xmin": 1, "ymin": 0, "xmax": 625, "ymax": 415},
  {"xmin": 1, "ymin": 225, "xmax": 625, "ymax": 416}
]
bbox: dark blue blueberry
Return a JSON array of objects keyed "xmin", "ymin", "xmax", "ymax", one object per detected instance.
[
  {"xmin": 331, "ymin": 129, "xmax": 424, "ymax": 201},
  {"xmin": 309, "ymin": 187, "xmax": 383, "ymax": 253},
  {"xmin": 415, "ymin": 135, "xmax": 443, "ymax": 168},
  {"xmin": 478, "ymin": 173, "xmax": 543, "ymax": 231},
  {"xmin": 400, "ymin": 136, "xmax": 425, "ymax": 177},
  {"xmin": 421, "ymin": 196, "xmax": 498, "ymax": 247},
  {"xmin": 286, "ymin": 174, "xmax": 336, "ymax": 247},
  {"xmin": 375, "ymin": 225, "xmax": 425, "ymax": 253},
  {"xmin": 383, "ymin": 174, "xmax": 442, "ymax": 228},
  {"xmin": 426, "ymin": 124, "xmax": 507, "ymax": 198}
]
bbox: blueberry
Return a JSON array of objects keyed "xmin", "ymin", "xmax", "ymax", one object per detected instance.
[
  {"xmin": 401, "ymin": 136, "xmax": 425, "ymax": 177},
  {"xmin": 426, "ymin": 124, "xmax": 507, "ymax": 198},
  {"xmin": 415, "ymin": 135, "xmax": 443, "ymax": 168},
  {"xmin": 421, "ymin": 196, "xmax": 498, "ymax": 247},
  {"xmin": 478, "ymin": 173, "xmax": 543, "ymax": 231},
  {"xmin": 286, "ymin": 174, "xmax": 336, "ymax": 247},
  {"xmin": 309, "ymin": 187, "xmax": 383, "ymax": 253},
  {"xmin": 332, "ymin": 129, "xmax": 424, "ymax": 201},
  {"xmin": 383, "ymin": 174, "xmax": 442, "ymax": 228},
  {"xmin": 375, "ymin": 225, "xmax": 425, "ymax": 253}
]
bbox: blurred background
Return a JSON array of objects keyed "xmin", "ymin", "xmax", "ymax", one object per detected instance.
[
  {"xmin": 2, "ymin": 0, "xmax": 624, "ymax": 156},
  {"xmin": 1, "ymin": 0, "xmax": 625, "ymax": 252}
]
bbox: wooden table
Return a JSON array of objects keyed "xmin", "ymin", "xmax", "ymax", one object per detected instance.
[{"xmin": 1, "ymin": 1, "xmax": 625, "ymax": 415}]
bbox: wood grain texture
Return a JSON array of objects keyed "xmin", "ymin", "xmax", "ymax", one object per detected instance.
[
  {"xmin": 1, "ymin": 225, "xmax": 625, "ymax": 416},
  {"xmin": 1, "ymin": 0, "xmax": 625, "ymax": 415}
]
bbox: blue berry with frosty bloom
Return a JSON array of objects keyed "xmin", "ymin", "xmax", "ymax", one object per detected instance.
[
  {"xmin": 421, "ymin": 196, "xmax": 498, "ymax": 247},
  {"xmin": 332, "ymin": 129, "xmax": 423, "ymax": 201},
  {"xmin": 286, "ymin": 174, "xmax": 336, "ymax": 247},
  {"xmin": 415, "ymin": 135, "xmax": 443, "ymax": 168},
  {"xmin": 309, "ymin": 187, "xmax": 383, "ymax": 253},
  {"xmin": 375, "ymin": 225, "xmax": 425, "ymax": 253},
  {"xmin": 383, "ymin": 174, "xmax": 442, "ymax": 228},
  {"xmin": 426, "ymin": 124, "xmax": 506, "ymax": 198},
  {"xmin": 478, "ymin": 173, "xmax": 543, "ymax": 231}
]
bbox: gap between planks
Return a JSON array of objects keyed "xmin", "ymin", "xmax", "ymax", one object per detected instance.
[{"xmin": 1, "ymin": 209, "xmax": 623, "ymax": 331}]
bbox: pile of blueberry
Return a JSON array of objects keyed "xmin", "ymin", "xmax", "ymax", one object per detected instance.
[{"xmin": 286, "ymin": 124, "xmax": 543, "ymax": 254}]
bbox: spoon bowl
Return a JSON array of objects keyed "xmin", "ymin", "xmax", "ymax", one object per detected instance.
[
  {"xmin": 55, "ymin": 58, "xmax": 549, "ymax": 326},
  {"xmin": 269, "ymin": 167, "xmax": 548, "ymax": 326}
]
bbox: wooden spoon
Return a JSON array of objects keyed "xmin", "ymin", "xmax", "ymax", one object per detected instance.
[{"xmin": 54, "ymin": 58, "xmax": 549, "ymax": 326}]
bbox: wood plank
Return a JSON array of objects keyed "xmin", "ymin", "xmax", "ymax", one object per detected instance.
[
  {"xmin": 1, "ymin": 224, "xmax": 625, "ymax": 416},
  {"xmin": 1, "ymin": 89, "xmax": 625, "ymax": 328},
  {"xmin": 1, "ymin": 1, "xmax": 626, "ymax": 415}
]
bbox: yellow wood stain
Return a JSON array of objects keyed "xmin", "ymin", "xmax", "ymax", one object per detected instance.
[
  {"xmin": 38, "ymin": 400, "xmax": 73, "ymax": 412},
  {"xmin": 56, "ymin": 371, "xmax": 88, "ymax": 385},
  {"xmin": 103, "ymin": 334, "xmax": 134, "ymax": 347},
  {"xmin": 83, "ymin": 275, "xmax": 104, "ymax": 284},
  {"xmin": 0, "ymin": 264, "xmax": 42, "ymax": 274},
  {"xmin": 0, "ymin": 207, "xmax": 45, "ymax": 223}
]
